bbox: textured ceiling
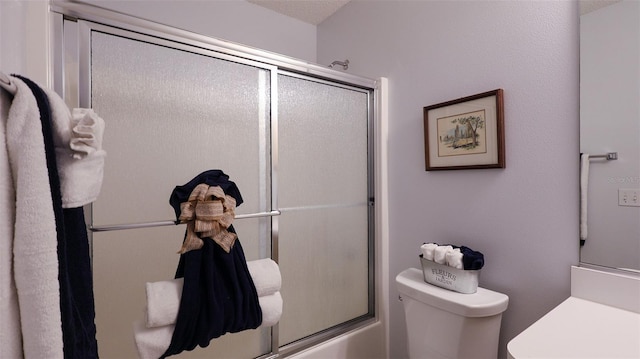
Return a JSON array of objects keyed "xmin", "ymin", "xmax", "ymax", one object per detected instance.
[
  {"xmin": 247, "ymin": 0, "xmax": 350, "ymax": 25},
  {"xmin": 579, "ymin": 0, "xmax": 621, "ymax": 15},
  {"xmin": 249, "ymin": 0, "xmax": 622, "ymax": 23}
]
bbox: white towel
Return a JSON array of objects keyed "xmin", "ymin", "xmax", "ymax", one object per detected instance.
[
  {"xmin": 434, "ymin": 245, "xmax": 454, "ymax": 264},
  {"xmin": 445, "ymin": 247, "xmax": 464, "ymax": 269},
  {"xmin": 45, "ymin": 88, "xmax": 106, "ymax": 208},
  {"xmin": 258, "ymin": 291, "xmax": 283, "ymax": 327},
  {"xmin": 133, "ymin": 291, "xmax": 282, "ymax": 359},
  {"xmin": 1, "ymin": 77, "xmax": 64, "ymax": 358},
  {"xmin": 144, "ymin": 282, "xmax": 283, "ymax": 328},
  {"xmin": 145, "ymin": 259, "xmax": 282, "ymax": 328},
  {"xmin": 580, "ymin": 153, "xmax": 590, "ymax": 241},
  {"xmin": 133, "ymin": 319, "xmax": 173, "ymax": 359},
  {"xmin": 0, "ymin": 73, "xmax": 24, "ymax": 358},
  {"xmin": 69, "ymin": 108, "xmax": 105, "ymax": 159},
  {"xmin": 420, "ymin": 243, "xmax": 438, "ymax": 261},
  {"xmin": 145, "ymin": 278, "xmax": 184, "ymax": 328},
  {"xmin": 246, "ymin": 258, "xmax": 282, "ymax": 297}
]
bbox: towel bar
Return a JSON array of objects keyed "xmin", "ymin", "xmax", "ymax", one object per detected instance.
[
  {"xmin": 89, "ymin": 210, "xmax": 281, "ymax": 232},
  {"xmin": 0, "ymin": 71, "xmax": 17, "ymax": 95},
  {"xmin": 588, "ymin": 152, "xmax": 617, "ymax": 160}
]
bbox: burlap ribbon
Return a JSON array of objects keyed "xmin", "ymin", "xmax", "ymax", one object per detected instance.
[{"xmin": 177, "ymin": 183, "xmax": 237, "ymax": 254}]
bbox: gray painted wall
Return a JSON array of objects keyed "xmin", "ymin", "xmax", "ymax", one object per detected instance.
[
  {"xmin": 3, "ymin": 1, "xmax": 581, "ymax": 358},
  {"xmin": 317, "ymin": 1, "xmax": 580, "ymax": 358}
]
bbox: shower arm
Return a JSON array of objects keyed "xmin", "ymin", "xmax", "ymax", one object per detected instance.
[{"xmin": 328, "ymin": 59, "xmax": 349, "ymax": 70}]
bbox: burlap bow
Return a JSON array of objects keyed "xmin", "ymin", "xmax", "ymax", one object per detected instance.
[{"xmin": 177, "ymin": 183, "xmax": 237, "ymax": 254}]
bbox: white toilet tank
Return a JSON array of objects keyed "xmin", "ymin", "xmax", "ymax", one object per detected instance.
[{"xmin": 396, "ymin": 268, "xmax": 509, "ymax": 359}]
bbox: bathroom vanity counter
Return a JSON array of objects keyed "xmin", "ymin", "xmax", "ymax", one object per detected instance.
[{"xmin": 507, "ymin": 296, "xmax": 640, "ymax": 359}]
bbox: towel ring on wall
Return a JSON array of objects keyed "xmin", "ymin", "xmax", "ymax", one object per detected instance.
[{"xmin": 0, "ymin": 71, "xmax": 17, "ymax": 95}]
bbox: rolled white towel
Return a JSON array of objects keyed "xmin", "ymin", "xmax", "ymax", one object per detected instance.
[
  {"xmin": 132, "ymin": 319, "xmax": 172, "ymax": 359},
  {"xmin": 259, "ymin": 291, "xmax": 283, "ymax": 328},
  {"xmin": 145, "ymin": 278, "xmax": 183, "ymax": 328},
  {"xmin": 445, "ymin": 248, "xmax": 463, "ymax": 269},
  {"xmin": 145, "ymin": 259, "xmax": 281, "ymax": 328},
  {"xmin": 246, "ymin": 258, "xmax": 281, "ymax": 297},
  {"xmin": 420, "ymin": 243, "xmax": 438, "ymax": 261},
  {"xmin": 434, "ymin": 245, "xmax": 453, "ymax": 264},
  {"xmin": 143, "ymin": 287, "xmax": 283, "ymax": 329},
  {"xmin": 133, "ymin": 292, "xmax": 282, "ymax": 358}
]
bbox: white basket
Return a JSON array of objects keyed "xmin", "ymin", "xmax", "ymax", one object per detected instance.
[{"xmin": 420, "ymin": 256, "xmax": 479, "ymax": 294}]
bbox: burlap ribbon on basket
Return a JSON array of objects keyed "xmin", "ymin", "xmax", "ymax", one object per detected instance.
[{"xmin": 177, "ymin": 183, "xmax": 237, "ymax": 254}]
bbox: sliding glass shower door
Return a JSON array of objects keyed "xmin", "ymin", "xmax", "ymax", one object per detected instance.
[
  {"xmin": 88, "ymin": 29, "xmax": 274, "ymax": 359},
  {"xmin": 277, "ymin": 74, "xmax": 371, "ymax": 346},
  {"xmin": 64, "ymin": 16, "xmax": 374, "ymax": 359}
]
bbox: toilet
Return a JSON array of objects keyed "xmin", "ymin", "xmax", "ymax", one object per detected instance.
[{"xmin": 396, "ymin": 268, "xmax": 509, "ymax": 359}]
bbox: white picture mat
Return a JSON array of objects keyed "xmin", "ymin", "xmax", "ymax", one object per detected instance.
[{"xmin": 427, "ymin": 95, "xmax": 499, "ymax": 168}]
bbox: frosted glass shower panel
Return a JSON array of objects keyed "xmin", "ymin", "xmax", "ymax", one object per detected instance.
[
  {"xmin": 277, "ymin": 74, "xmax": 371, "ymax": 345},
  {"xmin": 92, "ymin": 227, "xmax": 272, "ymax": 359},
  {"xmin": 278, "ymin": 207, "xmax": 369, "ymax": 345},
  {"xmin": 278, "ymin": 75, "xmax": 369, "ymax": 207},
  {"xmin": 90, "ymin": 32, "xmax": 271, "ymax": 226}
]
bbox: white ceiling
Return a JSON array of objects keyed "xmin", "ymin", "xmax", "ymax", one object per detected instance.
[
  {"xmin": 579, "ymin": 0, "xmax": 621, "ymax": 15},
  {"xmin": 249, "ymin": 0, "xmax": 622, "ymax": 24},
  {"xmin": 247, "ymin": 0, "xmax": 350, "ymax": 25}
]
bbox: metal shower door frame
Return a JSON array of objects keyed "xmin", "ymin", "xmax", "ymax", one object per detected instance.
[{"xmin": 50, "ymin": 3, "xmax": 377, "ymax": 357}]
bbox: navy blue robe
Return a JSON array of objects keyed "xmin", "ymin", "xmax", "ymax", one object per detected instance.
[{"xmin": 162, "ymin": 170, "xmax": 262, "ymax": 358}]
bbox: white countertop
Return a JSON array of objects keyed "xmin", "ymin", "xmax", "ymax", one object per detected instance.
[{"xmin": 507, "ymin": 296, "xmax": 640, "ymax": 359}]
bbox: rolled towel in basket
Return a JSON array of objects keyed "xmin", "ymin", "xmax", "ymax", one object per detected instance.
[
  {"xmin": 461, "ymin": 246, "xmax": 484, "ymax": 270},
  {"xmin": 434, "ymin": 245, "xmax": 454, "ymax": 264},
  {"xmin": 420, "ymin": 243, "xmax": 438, "ymax": 261},
  {"xmin": 445, "ymin": 247, "xmax": 464, "ymax": 269}
]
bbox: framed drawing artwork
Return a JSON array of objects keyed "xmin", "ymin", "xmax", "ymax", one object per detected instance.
[{"xmin": 423, "ymin": 89, "xmax": 505, "ymax": 171}]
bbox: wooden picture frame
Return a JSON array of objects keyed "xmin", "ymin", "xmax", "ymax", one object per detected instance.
[{"xmin": 424, "ymin": 89, "xmax": 505, "ymax": 171}]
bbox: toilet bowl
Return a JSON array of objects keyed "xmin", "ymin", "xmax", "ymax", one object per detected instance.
[{"xmin": 396, "ymin": 268, "xmax": 509, "ymax": 359}]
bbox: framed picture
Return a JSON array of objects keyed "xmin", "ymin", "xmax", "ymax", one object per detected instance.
[{"xmin": 423, "ymin": 89, "xmax": 505, "ymax": 171}]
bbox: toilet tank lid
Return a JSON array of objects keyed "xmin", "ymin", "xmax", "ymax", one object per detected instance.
[{"xmin": 396, "ymin": 268, "xmax": 509, "ymax": 317}]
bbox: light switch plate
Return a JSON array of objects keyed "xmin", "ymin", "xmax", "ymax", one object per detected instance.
[{"xmin": 618, "ymin": 188, "xmax": 640, "ymax": 207}]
